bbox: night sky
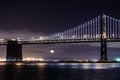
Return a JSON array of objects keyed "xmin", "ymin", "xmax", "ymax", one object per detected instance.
[{"xmin": 0, "ymin": 0, "xmax": 120, "ymax": 60}]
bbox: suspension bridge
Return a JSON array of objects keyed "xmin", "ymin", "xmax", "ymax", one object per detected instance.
[{"xmin": 0, "ymin": 14, "xmax": 120, "ymax": 61}]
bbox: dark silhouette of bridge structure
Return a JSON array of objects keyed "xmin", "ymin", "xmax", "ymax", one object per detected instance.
[{"xmin": 0, "ymin": 14, "xmax": 120, "ymax": 61}]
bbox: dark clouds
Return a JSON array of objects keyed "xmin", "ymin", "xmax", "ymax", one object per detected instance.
[{"xmin": 0, "ymin": 0, "xmax": 120, "ymax": 33}]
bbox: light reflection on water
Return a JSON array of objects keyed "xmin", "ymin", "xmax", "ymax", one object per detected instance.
[
  {"xmin": 35, "ymin": 63, "xmax": 120, "ymax": 69},
  {"xmin": 0, "ymin": 62, "xmax": 119, "ymax": 80}
]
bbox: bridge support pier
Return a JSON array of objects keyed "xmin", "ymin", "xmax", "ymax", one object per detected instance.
[
  {"xmin": 100, "ymin": 40, "xmax": 107, "ymax": 61},
  {"xmin": 6, "ymin": 41, "xmax": 22, "ymax": 61},
  {"xmin": 99, "ymin": 14, "xmax": 108, "ymax": 61}
]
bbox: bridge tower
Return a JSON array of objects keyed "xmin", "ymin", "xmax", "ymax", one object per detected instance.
[
  {"xmin": 6, "ymin": 40, "xmax": 22, "ymax": 61},
  {"xmin": 100, "ymin": 14, "xmax": 108, "ymax": 61}
]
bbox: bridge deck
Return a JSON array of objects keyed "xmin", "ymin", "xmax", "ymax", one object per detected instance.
[{"xmin": 0, "ymin": 38, "xmax": 120, "ymax": 45}]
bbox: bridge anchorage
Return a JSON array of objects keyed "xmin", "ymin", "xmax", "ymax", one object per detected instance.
[{"xmin": 3, "ymin": 14, "xmax": 120, "ymax": 62}]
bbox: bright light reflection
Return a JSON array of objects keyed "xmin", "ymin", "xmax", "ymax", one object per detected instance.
[
  {"xmin": 37, "ymin": 63, "xmax": 46, "ymax": 68},
  {"xmin": 81, "ymin": 63, "xmax": 120, "ymax": 69},
  {"xmin": 15, "ymin": 63, "xmax": 23, "ymax": 66},
  {"xmin": 0, "ymin": 63, "xmax": 6, "ymax": 65},
  {"xmin": 82, "ymin": 63, "xmax": 91, "ymax": 69},
  {"xmin": 58, "ymin": 63, "xmax": 66, "ymax": 66},
  {"xmin": 37, "ymin": 63, "xmax": 46, "ymax": 66},
  {"xmin": 70, "ymin": 63, "xmax": 78, "ymax": 68}
]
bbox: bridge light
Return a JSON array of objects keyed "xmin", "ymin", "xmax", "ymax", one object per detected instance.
[
  {"xmin": 102, "ymin": 32, "xmax": 106, "ymax": 39},
  {"xmin": 72, "ymin": 35, "xmax": 75, "ymax": 39},
  {"xmin": 96, "ymin": 34, "xmax": 100, "ymax": 38},
  {"xmin": 96, "ymin": 34, "xmax": 99, "ymax": 38},
  {"xmin": 17, "ymin": 37, "xmax": 21, "ymax": 41},
  {"xmin": 112, "ymin": 34, "xmax": 114, "ymax": 38},
  {"xmin": 83, "ymin": 35, "xmax": 87, "ymax": 39},
  {"xmin": 39, "ymin": 36, "xmax": 44, "ymax": 40},
  {"xmin": 60, "ymin": 36, "xmax": 63, "ymax": 39}
]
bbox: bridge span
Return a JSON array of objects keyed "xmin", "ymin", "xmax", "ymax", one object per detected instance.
[{"xmin": 0, "ymin": 14, "xmax": 119, "ymax": 61}]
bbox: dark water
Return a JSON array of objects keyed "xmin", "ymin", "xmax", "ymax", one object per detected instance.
[{"xmin": 0, "ymin": 63, "xmax": 120, "ymax": 80}]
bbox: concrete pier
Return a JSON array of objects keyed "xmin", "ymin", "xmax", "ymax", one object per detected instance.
[{"xmin": 6, "ymin": 41, "xmax": 22, "ymax": 61}]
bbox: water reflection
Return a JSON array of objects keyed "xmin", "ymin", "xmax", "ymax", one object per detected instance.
[{"xmin": 0, "ymin": 62, "xmax": 119, "ymax": 80}]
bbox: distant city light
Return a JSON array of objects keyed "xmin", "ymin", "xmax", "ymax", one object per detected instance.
[
  {"xmin": 11, "ymin": 38, "xmax": 16, "ymax": 41},
  {"xmin": 0, "ymin": 38, "xmax": 4, "ymax": 42},
  {"xmin": 23, "ymin": 57, "xmax": 44, "ymax": 61},
  {"xmin": 17, "ymin": 37, "xmax": 21, "ymax": 41},
  {"xmin": 0, "ymin": 58, "xmax": 6, "ymax": 61},
  {"xmin": 114, "ymin": 58, "xmax": 120, "ymax": 62}
]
